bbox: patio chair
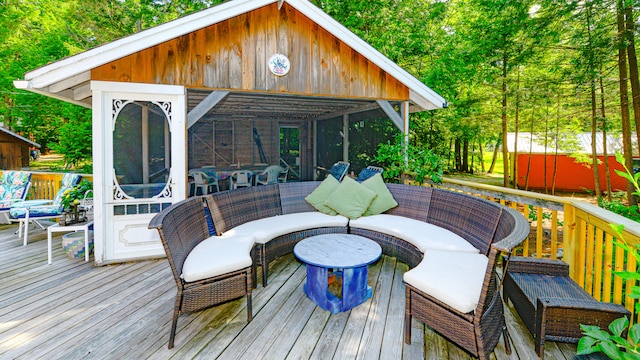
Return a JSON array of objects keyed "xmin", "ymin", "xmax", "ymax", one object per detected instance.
[
  {"xmin": 0, "ymin": 171, "xmax": 32, "ymax": 224},
  {"xmin": 191, "ymin": 171, "xmax": 218, "ymax": 195},
  {"xmin": 10, "ymin": 173, "xmax": 82, "ymax": 246},
  {"xmin": 278, "ymin": 166, "xmax": 289, "ymax": 183},
  {"xmin": 148, "ymin": 196, "xmax": 252, "ymax": 349},
  {"xmin": 404, "ymin": 204, "xmax": 530, "ymax": 360},
  {"xmin": 328, "ymin": 161, "xmax": 350, "ymax": 181},
  {"xmin": 232, "ymin": 170, "xmax": 252, "ymax": 189},
  {"xmin": 356, "ymin": 165, "xmax": 384, "ymax": 182},
  {"xmin": 255, "ymin": 165, "xmax": 283, "ymax": 185}
]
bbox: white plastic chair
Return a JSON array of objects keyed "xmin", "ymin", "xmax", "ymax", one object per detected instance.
[
  {"xmin": 278, "ymin": 167, "xmax": 289, "ymax": 183},
  {"xmin": 232, "ymin": 170, "xmax": 252, "ymax": 189},
  {"xmin": 255, "ymin": 166, "xmax": 283, "ymax": 185}
]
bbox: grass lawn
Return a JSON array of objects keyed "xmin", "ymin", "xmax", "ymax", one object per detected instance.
[{"xmin": 29, "ymin": 154, "xmax": 92, "ymax": 173}]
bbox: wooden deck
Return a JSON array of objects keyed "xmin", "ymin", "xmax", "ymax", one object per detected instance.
[{"xmin": 0, "ymin": 223, "xmax": 587, "ymax": 359}]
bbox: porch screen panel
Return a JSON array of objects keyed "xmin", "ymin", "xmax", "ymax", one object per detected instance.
[{"xmin": 113, "ymin": 101, "xmax": 171, "ymax": 199}]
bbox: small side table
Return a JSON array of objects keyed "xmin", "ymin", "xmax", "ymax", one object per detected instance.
[
  {"xmin": 294, "ymin": 234, "xmax": 382, "ymax": 313},
  {"xmin": 47, "ymin": 221, "xmax": 94, "ymax": 264},
  {"xmin": 503, "ymin": 256, "xmax": 630, "ymax": 358}
]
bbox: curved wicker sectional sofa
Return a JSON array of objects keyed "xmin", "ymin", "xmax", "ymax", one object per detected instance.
[{"xmin": 149, "ymin": 181, "xmax": 529, "ymax": 357}]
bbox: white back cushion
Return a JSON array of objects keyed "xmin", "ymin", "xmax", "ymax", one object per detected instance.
[
  {"xmin": 349, "ymin": 214, "xmax": 478, "ymax": 253},
  {"xmin": 223, "ymin": 212, "xmax": 349, "ymax": 244}
]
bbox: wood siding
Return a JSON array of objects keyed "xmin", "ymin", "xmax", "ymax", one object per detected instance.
[
  {"xmin": 91, "ymin": 3, "xmax": 409, "ymax": 101},
  {"xmin": 0, "ymin": 133, "xmax": 29, "ymax": 169}
]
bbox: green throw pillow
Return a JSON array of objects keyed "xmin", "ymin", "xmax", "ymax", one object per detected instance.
[
  {"xmin": 324, "ymin": 176, "xmax": 377, "ymax": 219},
  {"xmin": 361, "ymin": 173, "xmax": 398, "ymax": 216},
  {"xmin": 305, "ymin": 176, "xmax": 340, "ymax": 215}
]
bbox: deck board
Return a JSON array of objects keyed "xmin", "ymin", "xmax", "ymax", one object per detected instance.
[{"xmin": 0, "ymin": 224, "xmax": 582, "ymax": 359}]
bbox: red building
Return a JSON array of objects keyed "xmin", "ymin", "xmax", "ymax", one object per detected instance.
[{"xmin": 508, "ymin": 133, "xmax": 632, "ymax": 193}]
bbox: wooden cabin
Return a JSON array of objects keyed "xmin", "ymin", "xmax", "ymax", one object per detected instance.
[
  {"xmin": 14, "ymin": 0, "xmax": 445, "ymax": 264},
  {"xmin": 0, "ymin": 127, "xmax": 39, "ymax": 170}
]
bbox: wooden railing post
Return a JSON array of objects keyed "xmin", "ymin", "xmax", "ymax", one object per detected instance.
[{"xmin": 563, "ymin": 203, "xmax": 578, "ymax": 281}]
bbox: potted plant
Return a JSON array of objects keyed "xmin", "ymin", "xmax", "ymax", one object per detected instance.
[{"xmin": 60, "ymin": 179, "xmax": 93, "ymax": 224}]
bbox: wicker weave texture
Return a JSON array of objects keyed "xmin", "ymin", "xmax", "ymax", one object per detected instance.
[
  {"xmin": 182, "ymin": 268, "xmax": 251, "ymax": 313},
  {"xmin": 508, "ymin": 256, "xmax": 570, "ymax": 277},
  {"xmin": 278, "ymin": 181, "xmax": 319, "ymax": 214},
  {"xmin": 385, "ymin": 184, "xmax": 432, "ymax": 221},
  {"xmin": 250, "ymin": 184, "xmax": 282, "ymax": 218},
  {"xmin": 504, "ymin": 256, "xmax": 631, "ymax": 357},
  {"xmin": 149, "ymin": 196, "xmax": 209, "ymax": 280},
  {"xmin": 427, "ymin": 190, "xmax": 501, "ymax": 256}
]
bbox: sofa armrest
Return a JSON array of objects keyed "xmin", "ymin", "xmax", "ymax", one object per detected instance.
[
  {"xmin": 537, "ymin": 297, "xmax": 631, "ymax": 315},
  {"xmin": 507, "ymin": 256, "xmax": 569, "ymax": 277}
]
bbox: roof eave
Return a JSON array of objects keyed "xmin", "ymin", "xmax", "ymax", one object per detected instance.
[{"xmin": 14, "ymin": 80, "xmax": 92, "ymax": 109}]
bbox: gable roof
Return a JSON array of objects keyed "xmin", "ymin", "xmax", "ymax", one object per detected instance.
[
  {"xmin": 14, "ymin": 0, "xmax": 446, "ymax": 111},
  {"xmin": 0, "ymin": 127, "xmax": 40, "ymax": 148}
]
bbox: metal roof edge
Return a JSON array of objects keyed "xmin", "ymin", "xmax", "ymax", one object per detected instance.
[{"xmin": 0, "ymin": 126, "xmax": 40, "ymax": 148}]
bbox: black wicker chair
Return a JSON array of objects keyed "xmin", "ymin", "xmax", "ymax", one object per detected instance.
[{"xmin": 149, "ymin": 196, "xmax": 252, "ymax": 349}]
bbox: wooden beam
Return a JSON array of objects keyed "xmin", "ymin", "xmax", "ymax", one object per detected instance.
[
  {"xmin": 73, "ymin": 83, "xmax": 92, "ymax": 100},
  {"xmin": 48, "ymin": 72, "xmax": 91, "ymax": 93},
  {"xmin": 376, "ymin": 100, "xmax": 404, "ymax": 130},
  {"xmin": 310, "ymin": 102, "xmax": 379, "ymax": 122},
  {"xmin": 187, "ymin": 90, "xmax": 229, "ymax": 129},
  {"xmin": 278, "ymin": 0, "xmax": 285, "ymax": 10}
]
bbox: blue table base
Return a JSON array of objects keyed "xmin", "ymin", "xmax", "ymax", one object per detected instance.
[{"xmin": 303, "ymin": 264, "xmax": 372, "ymax": 314}]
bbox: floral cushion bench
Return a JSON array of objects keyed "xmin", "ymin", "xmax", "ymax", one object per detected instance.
[{"xmin": 0, "ymin": 171, "xmax": 31, "ymax": 223}]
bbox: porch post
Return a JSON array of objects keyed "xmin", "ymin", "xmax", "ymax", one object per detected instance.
[
  {"xmin": 343, "ymin": 114, "xmax": 349, "ymax": 162},
  {"xmin": 313, "ymin": 120, "xmax": 318, "ymax": 180},
  {"xmin": 402, "ymin": 101, "xmax": 410, "ymax": 168}
]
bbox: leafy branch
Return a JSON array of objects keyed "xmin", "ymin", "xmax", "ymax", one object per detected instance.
[{"xmin": 373, "ymin": 134, "xmax": 443, "ymax": 184}]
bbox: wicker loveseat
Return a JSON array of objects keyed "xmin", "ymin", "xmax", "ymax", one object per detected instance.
[{"xmin": 149, "ymin": 181, "xmax": 529, "ymax": 356}]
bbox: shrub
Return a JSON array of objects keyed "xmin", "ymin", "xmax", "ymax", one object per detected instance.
[{"xmin": 373, "ymin": 134, "xmax": 443, "ymax": 184}]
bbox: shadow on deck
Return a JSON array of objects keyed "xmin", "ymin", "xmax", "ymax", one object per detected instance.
[{"xmin": 0, "ymin": 223, "xmax": 588, "ymax": 359}]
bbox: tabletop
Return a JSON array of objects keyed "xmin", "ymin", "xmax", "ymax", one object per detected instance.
[{"xmin": 294, "ymin": 234, "xmax": 382, "ymax": 269}]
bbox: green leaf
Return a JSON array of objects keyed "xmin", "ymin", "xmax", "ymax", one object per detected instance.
[
  {"xmin": 577, "ymin": 336, "xmax": 600, "ymax": 355},
  {"xmin": 583, "ymin": 329, "xmax": 614, "ymax": 341},
  {"xmin": 600, "ymin": 341, "xmax": 623, "ymax": 359},
  {"xmin": 581, "ymin": 324, "xmax": 602, "ymax": 332},
  {"xmin": 629, "ymin": 324, "xmax": 640, "ymax": 345},
  {"xmin": 613, "ymin": 271, "xmax": 640, "ymax": 281},
  {"xmin": 609, "ymin": 317, "xmax": 629, "ymax": 336}
]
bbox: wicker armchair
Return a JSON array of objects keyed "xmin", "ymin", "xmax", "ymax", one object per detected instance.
[
  {"xmin": 148, "ymin": 196, "xmax": 253, "ymax": 349},
  {"xmin": 404, "ymin": 205, "xmax": 530, "ymax": 360}
]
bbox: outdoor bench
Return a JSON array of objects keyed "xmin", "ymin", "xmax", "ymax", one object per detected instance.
[{"xmin": 149, "ymin": 180, "xmax": 529, "ymax": 357}]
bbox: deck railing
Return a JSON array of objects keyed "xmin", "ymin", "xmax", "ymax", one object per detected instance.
[
  {"xmin": 432, "ymin": 177, "xmax": 640, "ymax": 321},
  {"xmin": 8, "ymin": 172, "xmax": 94, "ymax": 201}
]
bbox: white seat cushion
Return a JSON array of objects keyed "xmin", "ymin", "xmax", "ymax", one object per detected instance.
[
  {"xmin": 349, "ymin": 214, "xmax": 478, "ymax": 253},
  {"xmin": 181, "ymin": 236, "xmax": 254, "ymax": 282},
  {"xmin": 223, "ymin": 212, "xmax": 349, "ymax": 244},
  {"xmin": 403, "ymin": 250, "xmax": 489, "ymax": 314}
]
